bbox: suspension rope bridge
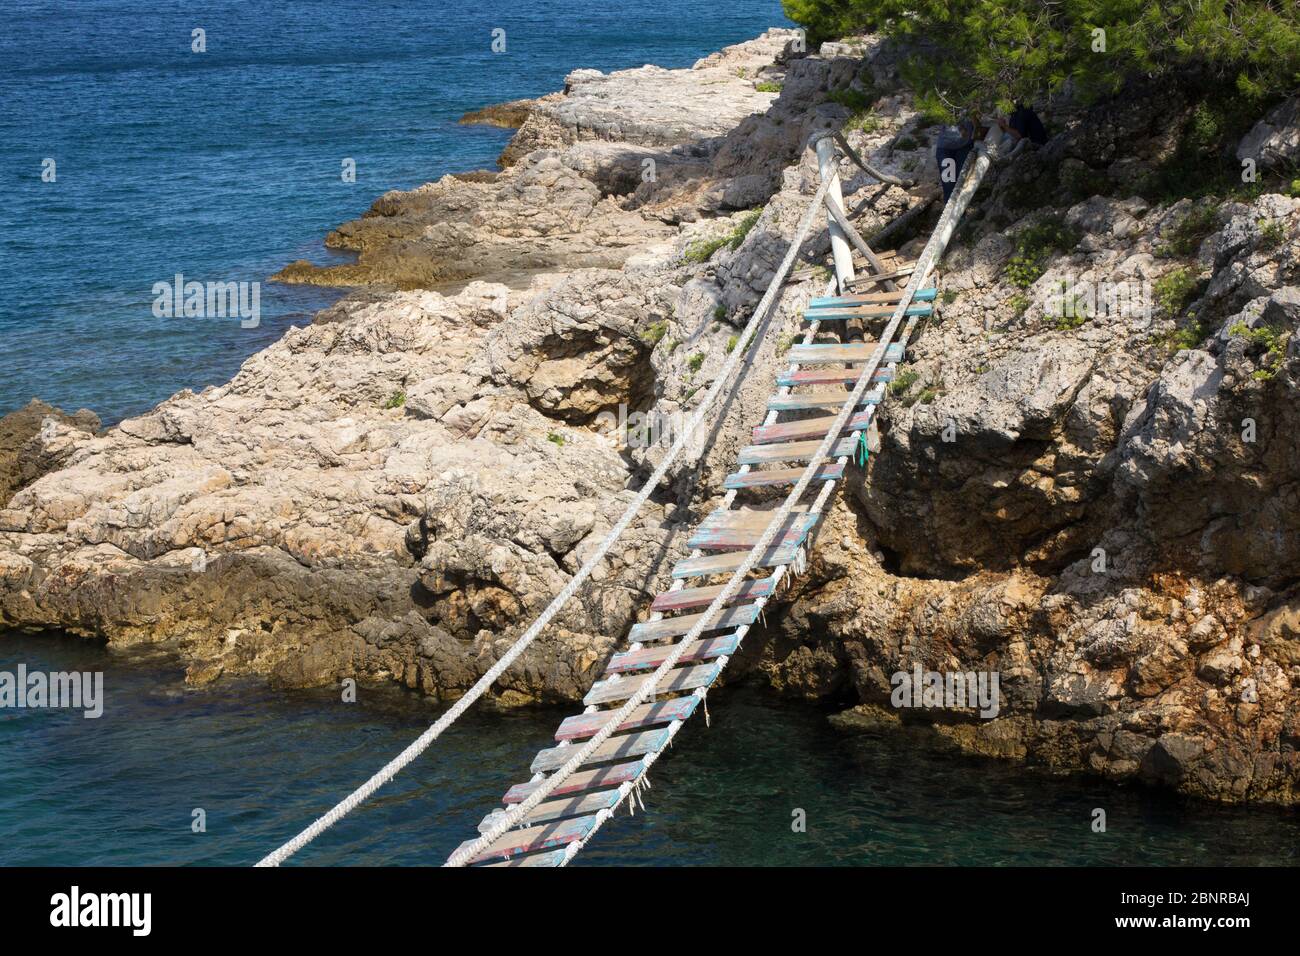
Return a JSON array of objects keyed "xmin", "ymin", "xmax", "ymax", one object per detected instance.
[{"xmin": 257, "ymin": 125, "xmax": 1011, "ymax": 868}]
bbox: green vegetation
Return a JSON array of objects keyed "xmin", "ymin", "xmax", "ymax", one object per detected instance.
[
  {"xmin": 1159, "ymin": 204, "xmax": 1219, "ymax": 258},
  {"xmin": 826, "ymin": 86, "xmax": 876, "ymax": 113},
  {"xmin": 688, "ymin": 352, "xmax": 706, "ymax": 373},
  {"xmin": 683, "ymin": 210, "xmax": 763, "ymax": 264},
  {"xmin": 782, "ymin": 1, "xmax": 1299, "ymax": 110},
  {"xmin": 1289, "ymin": 179, "xmax": 1300, "ymax": 199},
  {"xmin": 383, "ymin": 390, "xmax": 406, "ymax": 409},
  {"xmin": 1054, "ymin": 311, "xmax": 1088, "ymax": 331},
  {"xmin": 844, "ymin": 111, "xmax": 884, "ymax": 134},
  {"xmin": 893, "ymin": 135, "xmax": 918, "ymax": 151},
  {"xmin": 1007, "ymin": 293, "xmax": 1030, "ymax": 319},
  {"xmin": 1259, "ymin": 218, "xmax": 1287, "ymax": 249},
  {"xmin": 640, "ymin": 320, "xmax": 668, "ymax": 346},
  {"xmin": 889, "ymin": 368, "xmax": 919, "ymax": 396},
  {"xmin": 1060, "ymin": 162, "xmax": 1110, "ymax": 201},
  {"xmin": 726, "ymin": 334, "xmax": 740, "ymax": 354},
  {"xmin": 755, "ymin": 80, "xmax": 783, "ymax": 93},
  {"xmin": 1154, "ymin": 267, "xmax": 1202, "ymax": 316},
  {"xmin": 1142, "ymin": 97, "xmax": 1277, "ymax": 201},
  {"xmin": 1160, "ymin": 315, "xmax": 1214, "ymax": 353},
  {"xmin": 827, "ymin": 82, "xmax": 885, "ymax": 133},
  {"xmin": 1004, "ymin": 216, "xmax": 1081, "ymax": 289},
  {"xmin": 713, "ymin": 304, "xmax": 727, "ymax": 322},
  {"xmin": 775, "ymin": 332, "xmax": 796, "ymax": 356},
  {"xmin": 915, "ymin": 386, "xmax": 941, "ymax": 405},
  {"xmin": 547, "ymin": 432, "xmax": 565, "ymax": 447},
  {"xmin": 941, "ymin": 290, "xmax": 958, "ymax": 305},
  {"xmin": 1153, "ymin": 267, "xmax": 1211, "ymax": 352},
  {"xmin": 1229, "ymin": 319, "xmax": 1290, "ymax": 380}
]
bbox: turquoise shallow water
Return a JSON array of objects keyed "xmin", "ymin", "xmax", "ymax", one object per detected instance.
[{"xmin": 2, "ymin": 631, "xmax": 1297, "ymax": 866}]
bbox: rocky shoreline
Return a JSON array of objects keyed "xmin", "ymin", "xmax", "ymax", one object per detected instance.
[{"xmin": 3, "ymin": 29, "xmax": 1299, "ymax": 805}]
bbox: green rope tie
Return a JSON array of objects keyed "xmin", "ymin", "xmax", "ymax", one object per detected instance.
[{"xmin": 856, "ymin": 429, "xmax": 870, "ymax": 467}]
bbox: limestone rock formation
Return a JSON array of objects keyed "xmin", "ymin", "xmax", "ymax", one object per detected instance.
[
  {"xmin": 3, "ymin": 29, "xmax": 1299, "ymax": 808},
  {"xmin": 0, "ymin": 399, "xmax": 100, "ymax": 507}
]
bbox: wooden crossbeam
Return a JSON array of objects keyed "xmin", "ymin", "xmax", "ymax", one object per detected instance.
[
  {"xmin": 531, "ymin": 728, "xmax": 671, "ymax": 773},
  {"xmin": 736, "ymin": 436, "xmax": 858, "ymax": 464},
  {"xmin": 789, "ymin": 342, "xmax": 902, "ymax": 363},
  {"xmin": 584, "ymin": 662, "xmax": 721, "ymax": 706},
  {"xmin": 608, "ymin": 634, "xmax": 740, "ymax": 674},
  {"xmin": 504, "ymin": 760, "xmax": 646, "ymax": 803},
  {"xmin": 649, "ymin": 578, "xmax": 775, "ymax": 613},
  {"xmin": 627, "ymin": 604, "xmax": 760, "ymax": 642},
  {"xmin": 555, "ymin": 698, "xmax": 699, "ymax": 741},
  {"xmin": 752, "ymin": 409, "xmax": 873, "ymax": 445},
  {"xmin": 725, "ymin": 463, "xmax": 845, "ymax": 489}
]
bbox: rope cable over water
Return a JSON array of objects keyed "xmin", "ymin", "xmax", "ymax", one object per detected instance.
[{"xmin": 254, "ymin": 163, "xmax": 835, "ymax": 868}]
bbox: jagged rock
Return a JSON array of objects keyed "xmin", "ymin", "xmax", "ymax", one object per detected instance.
[
  {"xmin": 458, "ymin": 97, "xmax": 540, "ymax": 129},
  {"xmin": 0, "ymin": 399, "xmax": 100, "ymax": 507},
  {"xmin": 1236, "ymin": 96, "xmax": 1300, "ymax": 172}
]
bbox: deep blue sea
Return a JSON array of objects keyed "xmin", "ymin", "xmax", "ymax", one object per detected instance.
[
  {"xmin": 2, "ymin": 1, "xmax": 1298, "ymax": 867},
  {"xmin": 0, "ymin": 0, "xmax": 788, "ymax": 425},
  {"xmin": 4, "ymin": 632, "xmax": 1299, "ymax": 866}
]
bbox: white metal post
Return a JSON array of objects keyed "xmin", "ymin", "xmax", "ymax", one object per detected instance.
[{"xmin": 815, "ymin": 135, "xmax": 855, "ymax": 293}]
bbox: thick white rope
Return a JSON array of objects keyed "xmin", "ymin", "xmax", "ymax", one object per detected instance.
[
  {"xmin": 255, "ymin": 169, "xmax": 834, "ymax": 867},
  {"xmin": 454, "ymin": 128, "xmax": 1004, "ymax": 867}
]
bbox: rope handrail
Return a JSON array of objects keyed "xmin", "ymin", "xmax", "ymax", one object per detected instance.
[
  {"xmin": 254, "ymin": 156, "xmax": 835, "ymax": 867},
  {"xmin": 446, "ymin": 128, "xmax": 1004, "ymax": 867}
]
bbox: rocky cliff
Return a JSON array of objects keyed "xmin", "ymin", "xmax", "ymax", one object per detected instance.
[{"xmin": 2, "ymin": 29, "xmax": 1297, "ymax": 804}]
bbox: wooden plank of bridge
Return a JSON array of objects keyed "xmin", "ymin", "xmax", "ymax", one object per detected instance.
[
  {"xmin": 725, "ymin": 463, "xmax": 845, "ymax": 489},
  {"xmin": 504, "ymin": 759, "xmax": 646, "ymax": 804},
  {"xmin": 702, "ymin": 504, "xmax": 811, "ymax": 524},
  {"xmin": 688, "ymin": 511, "xmax": 818, "ymax": 550},
  {"xmin": 776, "ymin": 365, "xmax": 898, "ymax": 387},
  {"xmin": 455, "ymin": 814, "xmax": 596, "ymax": 865},
  {"xmin": 803, "ymin": 303, "xmax": 932, "ymax": 321},
  {"xmin": 753, "ymin": 410, "xmax": 873, "ymax": 445},
  {"xmin": 608, "ymin": 633, "xmax": 740, "ymax": 674},
  {"xmin": 767, "ymin": 391, "xmax": 879, "ymax": 411},
  {"xmin": 584, "ymin": 661, "xmax": 721, "ymax": 706},
  {"xmin": 649, "ymin": 577, "xmax": 774, "ymax": 612},
  {"xmin": 555, "ymin": 698, "xmax": 699, "ymax": 741},
  {"xmin": 531, "ymin": 727, "xmax": 671, "ymax": 773},
  {"xmin": 845, "ymin": 262, "xmax": 915, "ymax": 287},
  {"xmin": 484, "ymin": 848, "xmax": 568, "ymax": 867},
  {"xmin": 788, "ymin": 342, "xmax": 906, "ymax": 364},
  {"xmin": 810, "ymin": 287, "xmax": 936, "ymax": 307},
  {"xmin": 627, "ymin": 604, "xmax": 760, "ymax": 642},
  {"xmin": 672, "ymin": 544, "xmax": 803, "ymax": 578},
  {"xmin": 735, "ymin": 435, "xmax": 858, "ymax": 464},
  {"xmin": 480, "ymin": 790, "xmax": 622, "ymax": 831}
]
